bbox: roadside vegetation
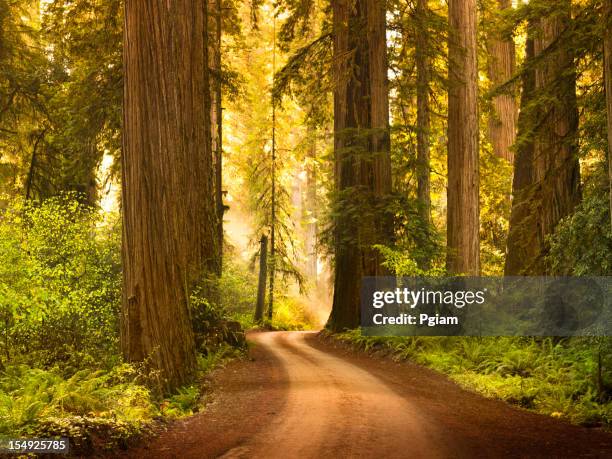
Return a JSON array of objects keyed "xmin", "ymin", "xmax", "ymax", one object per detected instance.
[
  {"xmin": 333, "ymin": 332, "xmax": 612, "ymax": 428},
  {"xmin": 0, "ymin": 195, "xmax": 245, "ymax": 453},
  {"xmin": 330, "ymin": 185, "xmax": 612, "ymax": 429}
]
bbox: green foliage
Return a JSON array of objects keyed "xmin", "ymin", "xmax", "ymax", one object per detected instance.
[
  {"xmin": 479, "ymin": 148, "xmax": 513, "ymax": 276},
  {"xmin": 214, "ymin": 258, "xmax": 318, "ymax": 331},
  {"xmin": 268, "ymin": 296, "xmax": 318, "ymax": 330},
  {"xmin": 0, "ymin": 364, "xmax": 155, "ymax": 439},
  {"xmin": 161, "ymin": 385, "xmax": 201, "ymax": 419},
  {"xmin": 196, "ymin": 343, "xmax": 243, "ymax": 373},
  {"xmin": 548, "ymin": 184, "xmax": 612, "ymax": 275},
  {"xmin": 0, "ymin": 0, "xmax": 123, "ymax": 202},
  {"xmin": 0, "ymin": 345, "xmax": 242, "ymax": 451},
  {"xmin": 335, "ymin": 331, "xmax": 612, "ymax": 426},
  {"xmin": 375, "ymin": 244, "xmax": 445, "ymax": 277},
  {"xmin": 217, "ymin": 259, "xmax": 258, "ymax": 315},
  {"xmin": 39, "ymin": 0, "xmax": 123, "ymax": 200},
  {"xmin": 188, "ymin": 259, "xmax": 254, "ymax": 345},
  {"xmin": 0, "ymin": 193, "xmax": 121, "ymax": 369}
]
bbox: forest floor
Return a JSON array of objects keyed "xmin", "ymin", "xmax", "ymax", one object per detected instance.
[{"xmin": 107, "ymin": 331, "xmax": 612, "ymax": 459}]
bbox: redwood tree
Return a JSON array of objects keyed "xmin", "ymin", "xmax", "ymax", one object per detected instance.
[
  {"xmin": 446, "ymin": 0, "xmax": 480, "ymax": 275},
  {"xmin": 605, "ymin": 0, "xmax": 612, "ymax": 229},
  {"xmin": 486, "ymin": 0, "xmax": 517, "ymax": 163},
  {"xmin": 328, "ymin": 0, "xmax": 392, "ymax": 331},
  {"xmin": 415, "ymin": 0, "xmax": 432, "ymax": 225},
  {"xmin": 122, "ymin": 0, "xmax": 216, "ymax": 392},
  {"xmin": 209, "ymin": 0, "xmax": 224, "ymax": 276},
  {"xmin": 505, "ymin": 30, "xmax": 536, "ymax": 276},
  {"xmin": 505, "ymin": 2, "xmax": 581, "ymax": 275}
]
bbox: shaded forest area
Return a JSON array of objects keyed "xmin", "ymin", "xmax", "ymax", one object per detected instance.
[{"xmin": 1, "ymin": 0, "xmax": 612, "ymax": 452}]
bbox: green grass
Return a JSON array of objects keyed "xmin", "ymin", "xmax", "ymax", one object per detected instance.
[{"xmin": 333, "ymin": 330, "xmax": 612, "ymax": 427}]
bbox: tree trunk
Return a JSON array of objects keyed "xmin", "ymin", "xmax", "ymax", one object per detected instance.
[
  {"xmin": 505, "ymin": 32, "xmax": 536, "ymax": 275},
  {"xmin": 505, "ymin": 2, "xmax": 581, "ymax": 275},
  {"xmin": 605, "ymin": 0, "xmax": 612, "ymax": 229},
  {"xmin": 209, "ymin": 0, "xmax": 224, "ymax": 277},
  {"xmin": 122, "ymin": 0, "xmax": 215, "ymax": 393},
  {"xmin": 486, "ymin": 0, "xmax": 517, "ymax": 162},
  {"xmin": 268, "ymin": 16, "xmax": 277, "ymax": 321},
  {"xmin": 254, "ymin": 235, "xmax": 268, "ymax": 323},
  {"xmin": 415, "ymin": 0, "xmax": 431, "ymax": 227},
  {"xmin": 305, "ymin": 129, "xmax": 318, "ymax": 281},
  {"xmin": 328, "ymin": 0, "xmax": 393, "ymax": 331},
  {"xmin": 446, "ymin": 0, "xmax": 480, "ymax": 275}
]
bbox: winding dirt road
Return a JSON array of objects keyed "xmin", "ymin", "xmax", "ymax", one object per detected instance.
[{"xmin": 120, "ymin": 331, "xmax": 612, "ymax": 458}]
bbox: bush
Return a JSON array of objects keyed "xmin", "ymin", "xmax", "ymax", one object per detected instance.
[
  {"xmin": 548, "ymin": 190, "xmax": 612, "ymax": 275},
  {"xmin": 0, "ymin": 194, "xmax": 247, "ymax": 452},
  {"xmin": 0, "ymin": 194, "xmax": 121, "ymax": 370},
  {"xmin": 217, "ymin": 261, "xmax": 258, "ymax": 314},
  {"xmin": 270, "ymin": 296, "xmax": 319, "ymax": 330}
]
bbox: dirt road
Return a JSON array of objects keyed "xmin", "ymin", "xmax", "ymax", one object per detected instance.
[{"xmin": 120, "ymin": 331, "xmax": 612, "ymax": 458}]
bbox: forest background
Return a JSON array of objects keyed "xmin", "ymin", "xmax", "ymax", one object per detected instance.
[{"xmin": 1, "ymin": 0, "xmax": 612, "ymax": 452}]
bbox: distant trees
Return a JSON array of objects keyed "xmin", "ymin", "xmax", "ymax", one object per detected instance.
[
  {"xmin": 328, "ymin": 0, "xmax": 393, "ymax": 331},
  {"xmin": 5, "ymin": 0, "xmax": 612, "ymax": 345},
  {"xmin": 304, "ymin": 130, "xmax": 319, "ymax": 281},
  {"xmin": 446, "ymin": 0, "xmax": 480, "ymax": 275},
  {"xmin": 122, "ymin": 0, "xmax": 217, "ymax": 392},
  {"xmin": 0, "ymin": 0, "xmax": 122, "ymax": 203},
  {"xmin": 415, "ymin": 0, "xmax": 432, "ymax": 228}
]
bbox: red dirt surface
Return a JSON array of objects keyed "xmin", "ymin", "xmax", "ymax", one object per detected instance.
[{"xmin": 107, "ymin": 331, "xmax": 612, "ymax": 458}]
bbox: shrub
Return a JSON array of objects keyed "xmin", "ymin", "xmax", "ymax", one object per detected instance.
[
  {"xmin": 548, "ymin": 188, "xmax": 612, "ymax": 275},
  {"xmin": 0, "ymin": 194, "xmax": 121, "ymax": 370}
]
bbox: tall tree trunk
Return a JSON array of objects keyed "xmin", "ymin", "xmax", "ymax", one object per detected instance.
[
  {"xmin": 605, "ymin": 0, "xmax": 612, "ymax": 229},
  {"xmin": 122, "ymin": 0, "xmax": 214, "ymax": 392},
  {"xmin": 505, "ymin": 31, "xmax": 536, "ymax": 275},
  {"xmin": 328, "ymin": 0, "xmax": 392, "ymax": 331},
  {"xmin": 209, "ymin": 0, "xmax": 224, "ymax": 276},
  {"xmin": 486, "ymin": 0, "xmax": 517, "ymax": 162},
  {"xmin": 305, "ymin": 128, "xmax": 318, "ymax": 281},
  {"xmin": 505, "ymin": 2, "xmax": 581, "ymax": 275},
  {"xmin": 268, "ymin": 17, "xmax": 277, "ymax": 320},
  {"xmin": 415, "ymin": 0, "xmax": 431, "ymax": 227},
  {"xmin": 254, "ymin": 235, "xmax": 268, "ymax": 323},
  {"xmin": 446, "ymin": 0, "xmax": 480, "ymax": 275}
]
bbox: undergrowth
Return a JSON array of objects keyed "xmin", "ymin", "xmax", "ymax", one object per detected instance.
[
  {"xmin": 333, "ymin": 330, "xmax": 612, "ymax": 427},
  {"xmin": 231, "ymin": 296, "xmax": 319, "ymax": 331},
  {"xmin": 0, "ymin": 345, "xmax": 242, "ymax": 452},
  {"xmin": 0, "ymin": 195, "xmax": 247, "ymax": 452}
]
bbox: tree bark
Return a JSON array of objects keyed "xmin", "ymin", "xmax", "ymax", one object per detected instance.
[
  {"xmin": 446, "ymin": 0, "xmax": 480, "ymax": 275},
  {"xmin": 122, "ymin": 0, "xmax": 215, "ymax": 392},
  {"xmin": 505, "ymin": 32, "xmax": 536, "ymax": 275},
  {"xmin": 254, "ymin": 235, "xmax": 268, "ymax": 323},
  {"xmin": 486, "ymin": 0, "xmax": 517, "ymax": 162},
  {"xmin": 605, "ymin": 0, "xmax": 612, "ymax": 229},
  {"xmin": 209, "ymin": 0, "xmax": 224, "ymax": 277},
  {"xmin": 415, "ymin": 0, "xmax": 431, "ymax": 227},
  {"xmin": 305, "ymin": 129, "xmax": 318, "ymax": 281},
  {"xmin": 328, "ymin": 0, "xmax": 392, "ymax": 331},
  {"xmin": 268, "ymin": 20, "xmax": 277, "ymax": 320},
  {"xmin": 505, "ymin": 2, "xmax": 581, "ymax": 275}
]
